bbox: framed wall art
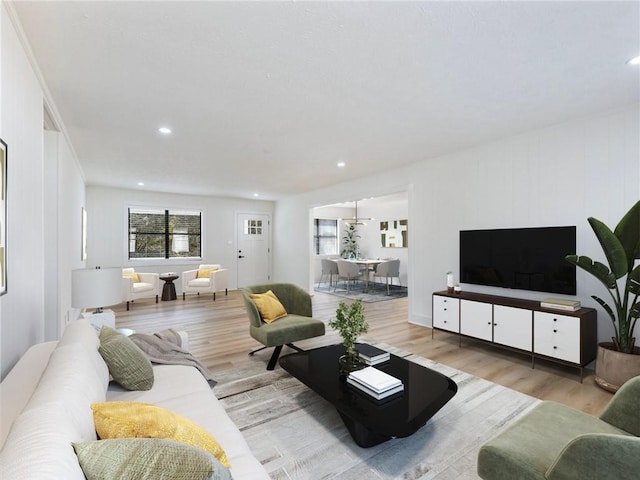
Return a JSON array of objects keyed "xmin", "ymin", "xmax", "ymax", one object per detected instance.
[
  {"xmin": 0, "ymin": 139, "xmax": 7, "ymax": 295},
  {"xmin": 380, "ymin": 219, "xmax": 408, "ymax": 248}
]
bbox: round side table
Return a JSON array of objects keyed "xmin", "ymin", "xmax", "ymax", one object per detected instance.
[{"xmin": 159, "ymin": 274, "xmax": 179, "ymax": 301}]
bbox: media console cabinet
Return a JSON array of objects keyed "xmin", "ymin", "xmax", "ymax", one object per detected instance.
[{"xmin": 432, "ymin": 290, "xmax": 597, "ymax": 381}]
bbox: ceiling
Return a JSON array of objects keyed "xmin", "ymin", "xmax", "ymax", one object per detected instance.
[{"xmin": 11, "ymin": 1, "xmax": 640, "ymax": 200}]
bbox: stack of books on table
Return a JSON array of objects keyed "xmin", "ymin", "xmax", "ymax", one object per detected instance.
[
  {"xmin": 347, "ymin": 366, "xmax": 404, "ymax": 400},
  {"xmin": 540, "ymin": 297, "xmax": 581, "ymax": 312},
  {"xmin": 357, "ymin": 344, "xmax": 390, "ymax": 365}
]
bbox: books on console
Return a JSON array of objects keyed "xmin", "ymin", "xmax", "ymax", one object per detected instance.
[
  {"xmin": 540, "ymin": 297, "xmax": 581, "ymax": 312},
  {"xmin": 347, "ymin": 366, "xmax": 403, "ymax": 400},
  {"xmin": 357, "ymin": 344, "xmax": 390, "ymax": 365}
]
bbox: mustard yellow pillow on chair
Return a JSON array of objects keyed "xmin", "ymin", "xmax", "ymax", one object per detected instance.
[
  {"xmin": 197, "ymin": 267, "xmax": 218, "ymax": 279},
  {"xmin": 91, "ymin": 402, "xmax": 230, "ymax": 467},
  {"xmin": 249, "ymin": 290, "xmax": 287, "ymax": 323},
  {"xmin": 122, "ymin": 272, "xmax": 140, "ymax": 283}
]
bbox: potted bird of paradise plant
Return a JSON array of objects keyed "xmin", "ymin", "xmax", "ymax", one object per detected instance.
[{"xmin": 565, "ymin": 200, "xmax": 640, "ymax": 391}]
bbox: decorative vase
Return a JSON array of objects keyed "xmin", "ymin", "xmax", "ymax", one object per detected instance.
[
  {"xmin": 595, "ymin": 342, "xmax": 640, "ymax": 392},
  {"xmin": 338, "ymin": 346, "xmax": 365, "ymax": 376},
  {"xmin": 447, "ymin": 272, "xmax": 454, "ymax": 293}
]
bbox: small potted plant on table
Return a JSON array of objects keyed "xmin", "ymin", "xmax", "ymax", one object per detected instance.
[{"xmin": 329, "ymin": 299, "xmax": 369, "ymax": 375}]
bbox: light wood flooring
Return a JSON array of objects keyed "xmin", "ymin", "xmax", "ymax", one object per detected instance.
[{"xmin": 112, "ymin": 289, "xmax": 613, "ymax": 415}]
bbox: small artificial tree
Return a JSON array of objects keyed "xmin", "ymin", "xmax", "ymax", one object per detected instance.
[{"xmin": 329, "ymin": 300, "xmax": 368, "ymax": 355}]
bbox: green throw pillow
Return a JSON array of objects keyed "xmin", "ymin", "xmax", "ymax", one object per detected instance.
[
  {"xmin": 98, "ymin": 326, "xmax": 154, "ymax": 391},
  {"xmin": 73, "ymin": 438, "xmax": 232, "ymax": 480}
]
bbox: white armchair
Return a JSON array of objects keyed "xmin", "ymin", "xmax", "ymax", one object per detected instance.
[
  {"xmin": 122, "ymin": 268, "xmax": 159, "ymax": 311},
  {"xmin": 182, "ymin": 264, "xmax": 228, "ymax": 301}
]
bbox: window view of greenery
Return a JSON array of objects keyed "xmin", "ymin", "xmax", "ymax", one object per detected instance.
[
  {"xmin": 129, "ymin": 208, "xmax": 201, "ymax": 259},
  {"xmin": 314, "ymin": 219, "xmax": 338, "ymax": 255}
]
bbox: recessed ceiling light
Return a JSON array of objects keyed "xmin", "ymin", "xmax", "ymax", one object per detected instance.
[
  {"xmin": 137, "ymin": 182, "xmax": 145, "ymax": 186},
  {"xmin": 626, "ymin": 55, "xmax": 640, "ymax": 65},
  {"xmin": 253, "ymin": 193, "xmax": 260, "ymax": 197},
  {"xmin": 158, "ymin": 127, "xmax": 172, "ymax": 134},
  {"xmin": 337, "ymin": 162, "xmax": 346, "ymax": 167}
]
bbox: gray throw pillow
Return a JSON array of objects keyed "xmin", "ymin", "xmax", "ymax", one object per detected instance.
[
  {"xmin": 98, "ymin": 326, "xmax": 154, "ymax": 390},
  {"xmin": 73, "ymin": 438, "xmax": 232, "ymax": 480}
]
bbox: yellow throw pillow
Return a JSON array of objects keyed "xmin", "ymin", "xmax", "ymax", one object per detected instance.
[
  {"xmin": 91, "ymin": 402, "xmax": 230, "ymax": 468},
  {"xmin": 197, "ymin": 267, "xmax": 218, "ymax": 279},
  {"xmin": 249, "ymin": 290, "xmax": 287, "ymax": 324},
  {"xmin": 122, "ymin": 272, "xmax": 140, "ymax": 283}
]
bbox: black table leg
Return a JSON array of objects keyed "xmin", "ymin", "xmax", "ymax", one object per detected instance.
[{"xmin": 337, "ymin": 410, "xmax": 392, "ymax": 448}]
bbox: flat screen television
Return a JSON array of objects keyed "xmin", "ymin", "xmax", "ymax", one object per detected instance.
[{"xmin": 460, "ymin": 226, "xmax": 576, "ymax": 295}]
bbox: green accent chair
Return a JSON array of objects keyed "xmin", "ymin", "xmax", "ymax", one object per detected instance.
[
  {"xmin": 242, "ymin": 283, "xmax": 326, "ymax": 370},
  {"xmin": 477, "ymin": 375, "xmax": 640, "ymax": 480}
]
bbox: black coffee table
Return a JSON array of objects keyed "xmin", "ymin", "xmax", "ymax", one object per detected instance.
[{"xmin": 279, "ymin": 344, "xmax": 457, "ymax": 447}]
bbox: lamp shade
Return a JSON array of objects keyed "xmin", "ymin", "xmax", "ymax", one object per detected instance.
[{"xmin": 72, "ymin": 267, "xmax": 123, "ymax": 309}]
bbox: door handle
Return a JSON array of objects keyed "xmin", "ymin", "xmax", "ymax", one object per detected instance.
[{"xmin": 238, "ymin": 255, "xmax": 245, "ymax": 259}]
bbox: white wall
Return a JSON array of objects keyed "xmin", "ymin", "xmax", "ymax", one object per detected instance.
[
  {"xmin": 0, "ymin": 3, "xmax": 44, "ymax": 378},
  {"xmin": 0, "ymin": 6, "xmax": 86, "ymax": 379},
  {"xmin": 274, "ymin": 106, "xmax": 640, "ymax": 345},
  {"xmin": 46, "ymin": 131, "xmax": 86, "ymax": 336},
  {"xmin": 356, "ymin": 195, "xmax": 408, "ymax": 285},
  {"xmin": 86, "ymin": 186, "xmax": 274, "ymax": 292},
  {"xmin": 0, "ymin": 5, "xmax": 44, "ymax": 378}
]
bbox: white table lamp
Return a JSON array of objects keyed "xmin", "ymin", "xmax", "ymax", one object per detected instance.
[{"xmin": 72, "ymin": 267, "xmax": 123, "ymax": 313}]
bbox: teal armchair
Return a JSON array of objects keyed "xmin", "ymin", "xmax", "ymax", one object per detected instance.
[
  {"xmin": 242, "ymin": 283, "xmax": 325, "ymax": 370},
  {"xmin": 477, "ymin": 375, "xmax": 640, "ymax": 480}
]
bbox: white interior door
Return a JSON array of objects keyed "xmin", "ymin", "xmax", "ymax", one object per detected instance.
[{"xmin": 236, "ymin": 213, "xmax": 270, "ymax": 288}]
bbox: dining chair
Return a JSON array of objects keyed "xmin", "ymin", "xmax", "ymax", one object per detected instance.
[
  {"xmin": 374, "ymin": 259, "xmax": 401, "ymax": 295},
  {"xmin": 370, "ymin": 257, "xmax": 396, "ymax": 274},
  {"xmin": 336, "ymin": 260, "xmax": 364, "ymax": 293},
  {"xmin": 318, "ymin": 259, "xmax": 339, "ymax": 289}
]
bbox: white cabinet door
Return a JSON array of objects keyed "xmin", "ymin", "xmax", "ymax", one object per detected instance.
[
  {"xmin": 433, "ymin": 295, "xmax": 459, "ymax": 333},
  {"xmin": 460, "ymin": 300, "xmax": 492, "ymax": 341},
  {"xmin": 534, "ymin": 312, "xmax": 581, "ymax": 363},
  {"xmin": 493, "ymin": 305, "xmax": 532, "ymax": 351}
]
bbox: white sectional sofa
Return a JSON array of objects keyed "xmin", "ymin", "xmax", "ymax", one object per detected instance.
[{"xmin": 0, "ymin": 318, "xmax": 269, "ymax": 479}]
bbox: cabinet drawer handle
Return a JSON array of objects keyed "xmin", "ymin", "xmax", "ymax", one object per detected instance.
[
  {"xmin": 487, "ymin": 322, "xmax": 491, "ymax": 325},
  {"xmin": 553, "ymin": 329, "xmax": 557, "ymax": 333},
  {"xmin": 553, "ymin": 318, "xmax": 557, "ymax": 322},
  {"xmin": 444, "ymin": 308, "xmax": 447, "ymax": 311},
  {"xmin": 553, "ymin": 346, "xmax": 558, "ymax": 349}
]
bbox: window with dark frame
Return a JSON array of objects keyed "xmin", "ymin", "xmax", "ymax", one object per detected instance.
[
  {"xmin": 128, "ymin": 208, "xmax": 202, "ymax": 259},
  {"xmin": 313, "ymin": 218, "xmax": 338, "ymax": 255}
]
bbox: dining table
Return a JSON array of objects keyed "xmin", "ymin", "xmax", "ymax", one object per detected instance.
[{"xmin": 345, "ymin": 258, "xmax": 383, "ymax": 293}]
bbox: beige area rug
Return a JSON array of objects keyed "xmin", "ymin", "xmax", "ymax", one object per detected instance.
[{"xmin": 214, "ymin": 343, "xmax": 539, "ymax": 480}]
